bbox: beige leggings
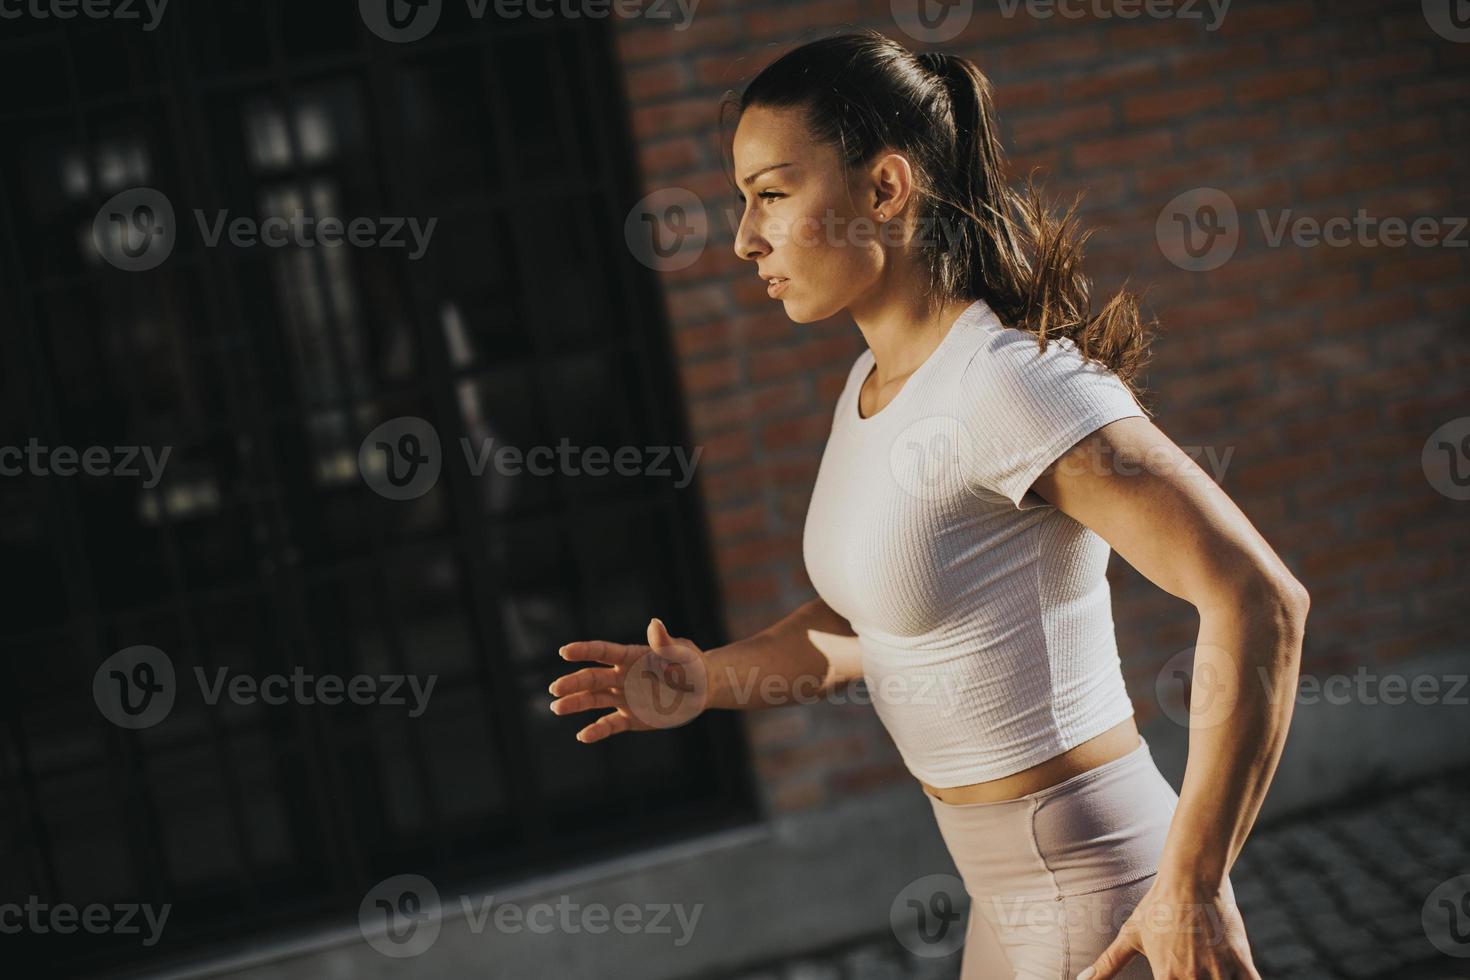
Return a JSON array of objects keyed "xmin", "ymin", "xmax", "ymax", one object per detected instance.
[{"xmin": 925, "ymin": 739, "xmax": 1235, "ymax": 979}]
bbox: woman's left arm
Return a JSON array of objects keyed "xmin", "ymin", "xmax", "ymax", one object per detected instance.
[{"xmin": 1027, "ymin": 415, "xmax": 1310, "ymax": 980}]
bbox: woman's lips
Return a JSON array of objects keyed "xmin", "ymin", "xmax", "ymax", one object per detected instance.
[{"xmin": 766, "ymin": 276, "xmax": 789, "ymax": 298}]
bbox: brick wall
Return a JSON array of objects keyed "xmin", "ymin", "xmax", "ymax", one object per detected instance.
[{"xmin": 613, "ymin": 0, "xmax": 1470, "ymax": 815}]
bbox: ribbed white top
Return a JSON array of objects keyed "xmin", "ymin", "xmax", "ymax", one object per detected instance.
[{"xmin": 801, "ymin": 297, "xmax": 1146, "ymax": 787}]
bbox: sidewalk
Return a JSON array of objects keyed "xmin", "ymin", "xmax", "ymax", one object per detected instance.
[{"xmin": 702, "ymin": 765, "xmax": 1470, "ymax": 980}]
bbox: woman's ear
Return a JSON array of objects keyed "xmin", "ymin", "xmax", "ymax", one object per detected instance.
[{"xmin": 866, "ymin": 150, "xmax": 914, "ymax": 221}]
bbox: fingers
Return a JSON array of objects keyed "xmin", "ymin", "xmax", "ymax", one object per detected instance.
[
  {"xmin": 548, "ymin": 666, "xmax": 618, "ymax": 698},
  {"xmin": 1080, "ymin": 923, "xmax": 1140, "ymax": 980},
  {"xmin": 549, "ymin": 689, "xmax": 618, "ymax": 717},
  {"xmin": 575, "ymin": 709, "xmax": 630, "ymax": 744},
  {"xmin": 646, "ymin": 617, "xmax": 701, "ymax": 663},
  {"xmin": 559, "ymin": 639, "xmax": 637, "ymax": 666}
]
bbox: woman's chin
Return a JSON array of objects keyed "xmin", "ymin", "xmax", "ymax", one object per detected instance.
[{"xmin": 782, "ymin": 298, "xmax": 840, "ymax": 325}]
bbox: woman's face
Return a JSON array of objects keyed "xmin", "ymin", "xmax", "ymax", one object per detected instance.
[{"xmin": 731, "ymin": 104, "xmax": 908, "ymax": 324}]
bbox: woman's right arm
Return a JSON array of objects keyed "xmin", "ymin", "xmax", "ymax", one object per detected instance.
[
  {"xmin": 704, "ymin": 597, "xmax": 863, "ymax": 711},
  {"xmin": 551, "ymin": 598, "xmax": 863, "ymax": 743}
]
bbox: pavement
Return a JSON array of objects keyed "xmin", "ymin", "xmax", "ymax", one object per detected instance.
[{"xmin": 703, "ymin": 765, "xmax": 1470, "ymax": 980}]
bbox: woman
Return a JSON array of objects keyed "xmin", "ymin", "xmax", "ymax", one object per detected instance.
[{"xmin": 549, "ymin": 29, "xmax": 1308, "ymax": 980}]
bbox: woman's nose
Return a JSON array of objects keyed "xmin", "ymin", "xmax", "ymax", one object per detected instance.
[{"xmin": 733, "ymin": 212, "xmax": 768, "ymax": 262}]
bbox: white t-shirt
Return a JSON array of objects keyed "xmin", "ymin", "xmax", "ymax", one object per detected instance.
[{"xmin": 801, "ymin": 297, "xmax": 1147, "ymax": 787}]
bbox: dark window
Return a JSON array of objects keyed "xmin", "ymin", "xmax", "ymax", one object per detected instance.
[{"xmin": 0, "ymin": 6, "xmax": 755, "ymax": 977}]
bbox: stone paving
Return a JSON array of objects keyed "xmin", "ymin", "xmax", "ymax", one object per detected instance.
[{"xmin": 703, "ymin": 766, "xmax": 1470, "ymax": 980}]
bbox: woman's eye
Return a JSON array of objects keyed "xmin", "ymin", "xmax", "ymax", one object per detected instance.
[{"xmin": 736, "ymin": 191, "xmax": 783, "ymax": 206}]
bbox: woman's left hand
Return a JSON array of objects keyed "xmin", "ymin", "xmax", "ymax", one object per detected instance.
[{"xmin": 1079, "ymin": 878, "xmax": 1260, "ymax": 980}]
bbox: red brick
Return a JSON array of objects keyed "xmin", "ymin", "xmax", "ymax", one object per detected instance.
[
  {"xmin": 715, "ymin": 531, "xmax": 802, "ymax": 576},
  {"xmin": 632, "ymin": 96, "xmax": 723, "ymax": 140},
  {"xmin": 689, "ymin": 380, "xmax": 808, "ymax": 434},
  {"xmin": 614, "ymin": 14, "xmax": 743, "ymax": 65},
  {"xmin": 1123, "ymin": 84, "xmax": 1226, "ymax": 125},
  {"xmin": 1367, "ymin": 252, "xmax": 1464, "ymax": 291},
  {"xmin": 1216, "ymin": 2, "xmax": 1315, "ymax": 36},
  {"xmin": 1249, "ymin": 134, "xmax": 1343, "ymax": 172},
  {"xmin": 696, "ymin": 429, "xmax": 754, "ymax": 470},
  {"xmin": 683, "ymin": 355, "xmax": 742, "ymax": 395},
  {"xmin": 994, "ymin": 77, "xmax": 1056, "ymax": 110},
  {"xmin": 1233, "ymin": 66, "xmax": 1331, "ymax": 105},
  {"xmin": 1399, "ymin": 150, "xmax": 1454, "ymax": 180},
  {"xmin": 1346, "ymin": 117, "xmax": 1443, "ymax": 155},
  {"xmin": 640, "ymin": 136, "xmax": 702, "ymax": 177},
  {"xmin": 722, "ymin": 569, "xmax": 782, "ymax": 605},
  {"xmin": 1228, "ymin": 446, "xmax": 1334, "ymax": 494},
  {"xmin": 1071, "ymin": 130, "xmax": 1173, "ymax": 171},
  {"xmin": 1106, "ymin": 19, "xmax": 1201, "ymax": 52},
  {"xmin": 1010, "ymin": 102, "xmax": 1116, "ymax": 149},
  {"xmin": 1341, "ymin": 47, "xmax": 1435, "ymax": 84},
  {"xmin": 759, "ymin": 410, "xmax": 831, "ymax": 453},
  {"xmin": 1298, "ymin": 536, "xmax": 1396, "ymax": 578},
  {"xmin": 747, "ymin": 0, "xmax": 867, "ymax": 39},
  {"xmin": 999, "ymin": 33, "xmax": 1105, "ymax": 73},
  {"xmin": 625, "ymin": 62, "xmax": 688, "ymax": 102},
  {"xmin": 1169, "ymin": 40, "xmax": 1269, "ymax": 77},
  {"xmin": 1181, "ymin": 110, "xmax": 1281, "ymax": 151},
  {"xmin": 1393, "ymin": 78, "xmax": 1468, "ymax": 112},
  {"xmin": 1057, "ymin": 59, "xmax": 1165, "ymax": 102}
]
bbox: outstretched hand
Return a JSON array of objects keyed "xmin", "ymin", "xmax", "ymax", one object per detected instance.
[{"xmin": 548, "ymin": 618, "xmax": 710, "ymax": 743}]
